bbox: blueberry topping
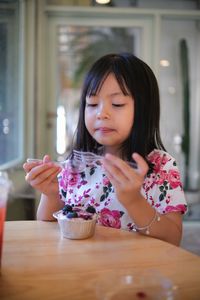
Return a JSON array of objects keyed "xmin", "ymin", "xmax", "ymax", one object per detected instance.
[
  {"xmin": 86, "ymin": 205, "xmax": 96, "ymax": 214},
  {"xmin": 66, "ymin": 211, "xmax": 78, "ymax": 219},
  {"xmin": 62, "ymin": 204, "xmax": 73, "ymax": 214}
]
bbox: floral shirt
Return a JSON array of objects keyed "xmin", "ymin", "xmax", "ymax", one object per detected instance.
[{"xmin": 58, "ymin": 149, "xmax": 187, "ymax": 231}]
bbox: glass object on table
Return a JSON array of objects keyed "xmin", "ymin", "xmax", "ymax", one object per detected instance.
[{"xmin": 0, "ymin": 171, "xmax": 12, "ymax": 269}]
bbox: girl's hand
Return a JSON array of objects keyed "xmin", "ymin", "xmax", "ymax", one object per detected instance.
[
  {"xmin": 102, "ymin": 153, "xmax": 149, "ymax": 208},
  {"xmin": 23, "ymin": 155, "xmax": 62, "ymax": 197}
]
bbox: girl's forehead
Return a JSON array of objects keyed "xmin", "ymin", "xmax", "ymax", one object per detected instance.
[
  {"xmin": 87, "ymin": 72, "xmax": 129, "ymax": 96},
  {"xmin": 99, "ymin": 74, "xmax": 121, "ymax": 89}
]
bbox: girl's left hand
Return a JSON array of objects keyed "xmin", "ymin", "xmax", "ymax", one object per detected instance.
[{"xmin": 102, "ymin": 153, "xmax": 149, "ymax": 208}]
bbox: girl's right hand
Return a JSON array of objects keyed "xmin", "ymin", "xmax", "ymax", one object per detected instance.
[{"xmin": 23, "ymin": 155, "xmax": 62, "ymax": 197}]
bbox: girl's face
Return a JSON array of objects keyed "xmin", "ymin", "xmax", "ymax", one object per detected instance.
[{"xmin": 85, "ymin": 73, "xmax": 134, "ymax": 155}]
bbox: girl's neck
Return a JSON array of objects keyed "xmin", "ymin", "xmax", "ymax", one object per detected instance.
[{"xmin": 102, "ymin": 146, "xmax": 122, "ymax": 158}]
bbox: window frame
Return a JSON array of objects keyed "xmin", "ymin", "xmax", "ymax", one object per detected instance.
[{"xmin": 0, "ymin": 0, "xmax": 35, "ymax": 170}]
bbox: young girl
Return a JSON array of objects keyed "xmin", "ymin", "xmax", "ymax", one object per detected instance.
[{"xmin": 23, "ymin": 53, "xmax": 187, "ymax": 246}]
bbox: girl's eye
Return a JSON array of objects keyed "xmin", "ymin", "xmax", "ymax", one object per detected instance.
[
  {"xmin": 112, "ymin": 103, "xmax": 125, "ymax": 107},
  {"xmin": 86, "ymin": 103, "xmax": 97, "ymax": 107}
]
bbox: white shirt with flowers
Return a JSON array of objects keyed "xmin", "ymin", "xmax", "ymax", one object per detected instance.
[{"xmin": 58, "ymin": 149, "xmax": 187, "ymax": 231}]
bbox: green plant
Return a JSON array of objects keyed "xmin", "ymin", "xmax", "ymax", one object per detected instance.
[{"xmin": 179, "ymin": 38, "xmax": 190, "ymax": 190}]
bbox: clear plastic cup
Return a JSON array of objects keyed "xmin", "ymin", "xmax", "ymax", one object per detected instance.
[
  {"xmin": 94, "ymin": 269, "xmax": 179, "ymax": 300},
  {"xmin": 0, "ymin": 171, "xmax": 11, "ymax": 268}
]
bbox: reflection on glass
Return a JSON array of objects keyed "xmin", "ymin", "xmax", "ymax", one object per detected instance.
[{"xmin": 0, "ymin": 1, "xmax": 22, "ymax": 167}]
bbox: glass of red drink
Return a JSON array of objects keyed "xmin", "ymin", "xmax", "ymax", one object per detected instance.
[{"xmin": 0, "ymin": 171, "xmax": 11, "ymax": 268}]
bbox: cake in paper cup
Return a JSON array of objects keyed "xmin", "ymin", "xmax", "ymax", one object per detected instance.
[{"xmin": 53, "ymin": 205, "xmax": 97, "ymax": 240}]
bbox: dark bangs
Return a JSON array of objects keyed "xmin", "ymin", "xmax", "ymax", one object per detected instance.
[{"xmin": 84, "ymin": 56, "xmax": 131, "ymax": 98}]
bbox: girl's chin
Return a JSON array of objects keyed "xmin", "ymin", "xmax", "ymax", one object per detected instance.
[{"xmin": 93, "ymin": 140, "xmax": 121, "ymax": 153}]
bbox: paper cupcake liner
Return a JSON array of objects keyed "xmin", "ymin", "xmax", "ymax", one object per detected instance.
[{"xmin": 53, "ymin": 211, "xmax": 97, "ymax": 240}]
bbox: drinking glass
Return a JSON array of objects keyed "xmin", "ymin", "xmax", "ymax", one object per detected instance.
[{"xmin": 0, "ymin": 171, "xmax": 11, "ymax": 268}]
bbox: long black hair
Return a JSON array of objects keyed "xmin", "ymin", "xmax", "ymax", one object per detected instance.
[{"xmin": 73, "ymin": 53, "xmax": 165, "ymax": 161}]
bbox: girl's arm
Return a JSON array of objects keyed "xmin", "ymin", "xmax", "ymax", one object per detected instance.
[
  {"xmin": 102, "ymin": 153, "xmax": 183, "ymax": 246},
  {"xmin": 124, "ymin": 193, "xmax": 182, "ymax": 246},
  {"xmin": 37, "ymin": 193, "xmax": 64, "ymax": 221}
]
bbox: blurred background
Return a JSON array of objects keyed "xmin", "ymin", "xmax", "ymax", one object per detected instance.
[{"xmin": 0, "ymin": 0, "xmax": 200, "ymax": 233}]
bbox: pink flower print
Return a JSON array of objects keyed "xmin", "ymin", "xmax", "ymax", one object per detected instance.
[
  {"xmin": 83, "ymin": 189, "xmax": 91, "ymax": 198},
  {"xmin": 68, "ymin": 173, "xmax": 80, "ymax": 187},
  {"xmin": 60, "ymin": 168, "xmax": 84, "ymax": 189},
  {"xmin": 165, "ymin": 195, "xmax": 171, "ymax": 205},
  {"xmin": 168, "ymin": 169, "xmax": 182, "ymax": 189},
  {"xmin": 160, "ymin": 154, "xmax": 171, "ymax": 166},
  {"xmin": 78, "ymin": 195, "xmax": 83, "ymax": 202},
  {"xmin": 149, "ymin": 196, "xmax": 154, "ymax": 206},
  {"xmin": 60, "ymin": 178, "xmax": 67, "ymax": 191},
  {"xmin": 149, "ymin": 152, "xmax": 170, "ymax": 172},
  {"xmin": 89, "ymin": 197, "xmax": 95, "ymax": 205},
  {"xmin": 98, "ymin": 208, "xmax": 122, "ymax": 229},
  {"xmin": 165, "ymin": 204, "xmax": 187, "ymax": 214},
  {"xmin": 77, "ymin": 179, "xmax": 88, "ymax": 189},
  {"xmin": 59, "ymin": 169, "xmax": 70, "ymax": 191},
  {"xmin": 156, "ymin": 170, "xmax": 168, "ymax": 185},
  {"xmin": 103, "ymin": 177, "xmax": 110, "ymax": 186},
  {"xmin": 143, "ymin": 174, "xmax": 156, "ymax": 192}
]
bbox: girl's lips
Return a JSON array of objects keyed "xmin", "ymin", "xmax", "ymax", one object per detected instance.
[{"xmin": 96, "ymin": 127, "xmax": 114, "ymax": 133}]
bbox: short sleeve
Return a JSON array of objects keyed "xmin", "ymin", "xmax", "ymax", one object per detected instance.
[{"xmin": 142, "ymin": 150, "xmax": 187, "ymax": 215}]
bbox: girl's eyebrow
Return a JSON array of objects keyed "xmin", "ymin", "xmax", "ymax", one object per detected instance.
[
  {"xmin": 86, "ymin": 92, "xmax": 122, "ymax": 98},
  {"xmin": 110, "ymin": 91, "xmax": 131, "ymax": 97},
  {"xmin": 86, "ymin": 91, "xmax": 129, "ymax": 99},
  {"xmin": 110, "ymin": 92, "xmax": 124, "ymax": 96}
]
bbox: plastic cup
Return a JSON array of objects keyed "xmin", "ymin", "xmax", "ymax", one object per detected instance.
[
  {"xmin": 0, "ymin": 171, "xmax": 11, "ymax": 268},
  {"xmin": 95, "ymin": 269, "xmax": 179, "ymax": 300}
]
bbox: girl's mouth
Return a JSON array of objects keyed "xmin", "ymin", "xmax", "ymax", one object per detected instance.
[{"xmin": 96, "ymin": 127, "xmax": 115, "ymax": 133}]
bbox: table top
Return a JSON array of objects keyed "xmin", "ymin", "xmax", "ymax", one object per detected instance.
[{"xmin": 1, "ymin": 221, "xmax": 200, "ymax": 300}]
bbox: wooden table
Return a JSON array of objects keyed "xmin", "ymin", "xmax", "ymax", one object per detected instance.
[{"xmin": 0, "ymin": 221, "xmax": 200, "ymax": 299}]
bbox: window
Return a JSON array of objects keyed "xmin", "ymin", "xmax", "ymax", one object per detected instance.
[{"xmin": 0, "ymin": 1, "xmax": 24, "ymax": 169}]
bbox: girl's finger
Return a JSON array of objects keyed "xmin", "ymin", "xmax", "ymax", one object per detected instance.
[
  {"xmin": 104, "ymin": 167, "xmax": 131, "ymax": 190},
  {"xmin": 103, "ymin": 162, "xmax": 125, "ymax": 185},
  {"xmin": 103, "ymin": 153, "xmax": 133, "ymax": 178},
  {"xmin": 23, "ymin": 161, "xmax": 43, "ymax": 173},
  {"xmin": 30, "ymin": 168, "xmax": 60, "ymax": 187},
  {"xmin": 132, "ymin": 153, "xmax": 149, "ymax": 176},
  {"xmin": 23, "ymin": 155, "xmax": 52, "ymax": 173},
  {"xmin": 43, "ymin": 155, "xmax": 52, "ymax": 163},
  {"xmin": 25, "ymin": 164, "xmax": 61, "ymax": 182}
]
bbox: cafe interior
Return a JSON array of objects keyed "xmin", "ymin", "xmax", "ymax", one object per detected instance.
[
  {"xmin": 1, "ymin": 0, "xmax": 200, "ymax": 263},
  {"xmin": 1, "ymin": 1, "xmax": 200, "ymax": 299}
]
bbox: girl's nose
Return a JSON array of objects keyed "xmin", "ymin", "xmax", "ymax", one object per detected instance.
[{"xmin": 96, "ymin": 103, "xmax": 110, "ymax": 119}]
